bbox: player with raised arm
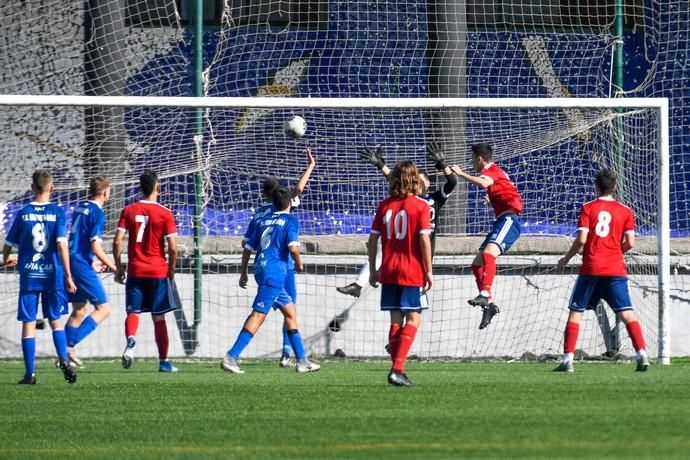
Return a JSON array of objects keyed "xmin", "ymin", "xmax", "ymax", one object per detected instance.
[
  {"xmin": 3, "ymin": 170, "xmax": 78, "ymax": 384},
  {"xmin": 337, "ymin": 142, "xmax": 455, "ymax": 298},
  {"xmin": 450, "ymin": 143, "xmax": 523, "ymax": 330},
  {"xmin": 224, "ymin": 187, "xmax": 320, "ymax": 374},
  {"xmin": 63, "ymin": 176, "xmax": 118, "ymax": 368},
  {"xmin": 554, "ymin": 169, "xmax": 650, "ymax": 372},
  {"xmin": 369, "ymin": 160, "xmax": 433, "ymax": 387},
  {"xmin": 239, "ymin": 148, "xmax": 315, "ymax": 368},
  {"xmin": 113, "ymin": 170, "xmax": 179, "ymax": 373}
]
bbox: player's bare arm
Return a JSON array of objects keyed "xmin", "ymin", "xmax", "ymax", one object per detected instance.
[
  {"xmin": 91, "ymin": 240, "xmax": 117, "ymax": 272},
  {"xmin": 57, "ymin": 241, "xmax": 77, "ymax": 293},
  {"xmin": 449, "ymin": 164, "xmax": 493, "ymax": 188},
  {"xmin": 293, "ymin": 147, "xmax": 316, "ymax": 196},
  {"xmin": 2, "ymin": 244, "xmax": 17, "ymax": 267},
  {"xmin": 288, "ymin": 244, "xmax": 304, "ymax": 273},
  {"xmin": 419, "ymin": 233, "xmax": 433, "ymax": 291},
  {"xmin": 113, "ymin": 229, "xmax": 126, "ymax": 284},
  {"xmin": 360, "ymin": 146, "xmax": 391, "ymax": 178},
  {"xmin": 557, "ymin": 230, "xmax": 588, "ymax": 269},
  {"xmin": 239, "ymin": 247, "xmax": 251, "ymax": 289},
  {"xmin": 621, "ymin": 231, "xmax": 635, "ymax": 253},
  {"xmin": 166, "ymin": 235, "xmax": 178, "ymax": 279},
  {"xmin": 367, "ymin": 233, "xmax": 380, "ymax": 287}
]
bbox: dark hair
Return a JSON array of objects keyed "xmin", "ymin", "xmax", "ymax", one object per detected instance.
[
  {"xmin": 32, "ymin": 169, "xmax": 53, "ymax": 193},
  {"xmin": 272, "ymin": 187, "xmax": 292, "ymax": 211},
  {"xmin": 471, "ymin": 143, "xmax": 493, "ymax": 162},
  {"xmin": 595, "ymin": 169, "xmax": 617, "ymax": 195},
  {"xmin": 263, "ymin": 176, "xmax": 280, "ymax": 200},
  {"xmin": 388, "ymin": 160, "xmax": 421, "ymax": 198},
  {"xmin": 140, "ymin": 170, "xmax": 158, "ymax": 197},
  {"xmin": 89, "ymin": 176, "xmax": 110, "ymax": 198}
]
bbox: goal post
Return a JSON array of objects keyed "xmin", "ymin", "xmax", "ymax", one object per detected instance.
[{"xmin": 0, "ymin": 95, "xmax": 670, "ymax": 363}]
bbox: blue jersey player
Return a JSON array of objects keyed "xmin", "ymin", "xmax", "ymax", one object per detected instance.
[
  {"xmin": 240, "ymin": 148, "xmax": 315, "ymax": 368},
  {"xmin": 63, "ymin": 176, "xmax": 118, "ymax": 367},
  {"xmin": 2, "ymin": 170, "xmax": 78, "ymax": 384},
  {"xmin": 223, "ymin": 187, "xmax": 320, "ymax": 374}
]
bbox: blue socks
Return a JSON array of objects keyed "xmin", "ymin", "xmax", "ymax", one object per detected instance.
[
  {"xmin": 66, "ymin": 317, "xmax": 99, "ymax": 347},
  {"xmin": 287, "ymin": 329, "xmax": 306, "ymax": 360},
  {"xmin": 22, "ymin": 337, "xmax": 36, "ymax": 378},
  {"xmin": 282, "ymin": 329, "xmax": 293, "ymax": 356},
  {"xmin": 52, "ymin": 329, "xmax": 68, "ymax": 361},
  {"xmin": 228, "ymin": 329, "xmax": 254, "ymax": 360}
]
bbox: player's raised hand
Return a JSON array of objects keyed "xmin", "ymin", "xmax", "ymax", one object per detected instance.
[
  {"xmin": 426, "ymin": 141, "xmax": 447, "ymax": 170},
  {"xmin": 239, "ymin": 272, "xmax": 248, "ymax": 289},
  {"xmin": 359, "ymin": 146, "xmax": 386, "ymax": 170},
  {"xmin": 449, "ymin": 164, "xmax": 464, "ymax": 176},
  {"xmin": 305, "ymin": 147, "xmax": 315, "ymax": 166}
]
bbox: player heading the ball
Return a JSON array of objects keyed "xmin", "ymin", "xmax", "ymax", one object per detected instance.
[{"xmin": 369, "ymin": 160, "xmax": 433, "ymax": 387}]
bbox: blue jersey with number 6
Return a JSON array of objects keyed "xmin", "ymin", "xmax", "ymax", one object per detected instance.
[
  {"xmin": 5, "ymin": 202, "xmax": 68, "ymax": 292},
  {"xmin": 245, "ymin": 211, "xmax": 300, "ymax": 288}
]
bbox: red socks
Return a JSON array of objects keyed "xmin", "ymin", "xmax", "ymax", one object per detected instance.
[
  {"xmin": 480, "ymin": 253, "xmax": 497, "ymax": 295},
  {"xmin": 625, "ymin": 321, "xmax": 646, "ymax": 352},
  {"xmin": 388, "ymin": 323, "xmax": 402, "ymax": 361},
  {"xmin": 564, "ymin": 321, "xmax": 580, "ymax": 354},
  {"xmin": 125, "ymin": 313, "xmax": 140, "ymax": 339},
  {"xmin": 153, "ymin": 319, "xmax": 169, "ymax": 361},
  {"xmin": 471, "ymin": 264, "xmax": 483, "ymax": 291},
  {"xmin": 392, "ymin": 324, "xmax": 418, "ymax": 372}
]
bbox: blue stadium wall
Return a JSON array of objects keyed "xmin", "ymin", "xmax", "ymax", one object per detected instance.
[{"xmin": 123, "ymin": 1, "xmax": 688, "ymax": 238}]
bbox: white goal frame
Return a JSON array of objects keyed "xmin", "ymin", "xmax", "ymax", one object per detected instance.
[{"xmin": 0, "ymin": 95, "xmax": 671, "ymax": 364}]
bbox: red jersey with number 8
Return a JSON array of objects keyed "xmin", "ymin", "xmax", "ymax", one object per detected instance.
[
  {"xmin": 371, "ymin": 195, "xmax": 431, "ymax": 287},
  {"xmin": 117, "ymin": 200, "xmax": 178, "ymax": 278},
  {"xmin": 577, "ymin": 197, "xmax": 634, "ymax": 276}
]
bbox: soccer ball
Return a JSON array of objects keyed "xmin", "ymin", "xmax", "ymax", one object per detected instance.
[{"xmin": 284, "ymin": 115, "xmax": 307, "ymax": 138}]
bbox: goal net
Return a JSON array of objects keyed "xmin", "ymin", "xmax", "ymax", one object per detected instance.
[
  {"xmin": 0, "ymin": 0, "xmax": 683, "ymax": 362},
  {"xmin": 0, "ymin": 96, "xmax": 670, "ymax": 364}
]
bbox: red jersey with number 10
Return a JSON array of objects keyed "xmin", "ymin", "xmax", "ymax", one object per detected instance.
[
  {"xmin": 480, "ymin": 162, "xmax": 523, "ymax": 216},
  {"xmin": 577, "ymin": 197, "xmax": 634, "ymax": 277},
  {"xmin": 371, "ymin": 195, "xmax": 431, "ymax": 287},
  {"xmin": 117, "ymin": 200, "xmax": 178, "ymax": 278}
]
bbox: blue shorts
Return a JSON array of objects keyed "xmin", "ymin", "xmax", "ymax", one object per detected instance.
[
  {"xmin": 569, "ymin": 275, "xmax": 633, "ymax": 313},
  {"xmin": 285, "ymin": 269, "xmax": 297, "ymax": 303},
  {"xmin": 17, "ymin": 290, "xmax": 68, "ymax": 322},
  {"xmin": 126, "ymin": 278, "xmax": 177, "ymax": 315},
  {"xmin": 380, "ymin": 284, "xmax": 429, "ymax": 312},
  {"xmin": 480, "ymin": 213, "xmax": 521, "ymax": 254},
  {"xmin": 69, "ymin": 269, "xmax": 108, "ymax": 306},
  {"xmin": 252, "ymin": 285, "xmax": 294, "ymax": 315}
]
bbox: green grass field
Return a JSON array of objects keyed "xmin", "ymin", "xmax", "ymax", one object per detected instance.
[{"xmin": 1, "ymin": 359, "xmax": 689, "ymax": 459}]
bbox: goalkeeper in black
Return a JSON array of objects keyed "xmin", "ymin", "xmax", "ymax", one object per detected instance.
[{"xmin": 336, "ymin": 142, "xmax": 457, "ymax": 298}]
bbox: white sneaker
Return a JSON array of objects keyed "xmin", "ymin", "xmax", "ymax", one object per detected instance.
[
  {"xmin": 67, "ymin": 348, "xmax": 84, "ymax": 368},
  {"xmin": 279, "ymin": 356, "xmax": 296, "ymax": 368},
  {"xmin": 296, "ymin": 360, "xmax": 321, "ymax": 373},
  {"xmin": 220, "ymin": 355, "xmax": 244, "ymax": 374},
  {"xmin": 636, "ymin": 354, "xmax": 650, "ymax": 372}
]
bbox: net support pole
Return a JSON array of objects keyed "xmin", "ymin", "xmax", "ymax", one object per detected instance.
[
  {"xmin": 657, "ymin": 100, "xmax": 671, "ymax": 365},
  {"xmin": 192, "ymin": 0, "xmax": 204, "ymax": 326}
]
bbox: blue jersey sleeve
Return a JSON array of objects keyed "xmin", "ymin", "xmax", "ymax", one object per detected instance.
[
  {"xmin": 91, "ymin": 207, "xmax": 105, "ymax": 241},
  {"xmin": 5, "ymin": 214, "xmax": 20, "ymax": 248},
  {"xmin": 56, "ymin": 206, "xmax": 68, "ymax": 243},
  {"xmin": 245, "ymin": 221, "xmax": 261, "ymax": 252},
  {"xmin": 286, "ymin": 216, "xmax": 300, "ymax": 247}
]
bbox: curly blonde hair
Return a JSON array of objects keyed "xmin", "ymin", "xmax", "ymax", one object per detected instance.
[{"xmin": 388, "ymin": 160, "xmax": 421, "ymax": 198}]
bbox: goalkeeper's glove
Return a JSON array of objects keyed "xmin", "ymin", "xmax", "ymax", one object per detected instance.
[
  {"xmin": 426, "ymin": 141, "xmax": 448, "ymax": 170},
  {"xmin": 359, "ymin": 146, "xmax": 386, "ymax": 170}
]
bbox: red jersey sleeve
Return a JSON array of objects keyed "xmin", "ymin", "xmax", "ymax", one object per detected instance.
[
  {"xmin": 117, "ymin": 207, "xmax": 129, "ymax": 232},
  {"xmin": 576, "ymin": 205, "xmax": 590, "ymax": 232},
  {"xmin": 624, "ymin": 208, "xmax": 635, "ymax": 234},
  {"xmin": 371, "ymin": 200, "xmax": 386, "ymax": 235},
  {"xmin": 164, "ymin": 210, "xmax": 178, "ymax": 237}
]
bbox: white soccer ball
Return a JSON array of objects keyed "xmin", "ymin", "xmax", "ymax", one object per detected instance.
[{"xmin": 284, "ymin": 115, "xmax": 307, "ymax": 138}]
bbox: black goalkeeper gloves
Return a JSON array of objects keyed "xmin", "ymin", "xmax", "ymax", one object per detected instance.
[
  {"xmin": 426, "ymin": 141, "xmax": 448, "ymax": 171},
  {"xmin": 359, "ymin": 146, "xmax": 386, "ymax": 170}
]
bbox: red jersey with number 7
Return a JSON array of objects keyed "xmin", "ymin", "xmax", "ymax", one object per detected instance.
[
  {"xmin": 371, "ymin": 195, "xmax": 431, "ymax": 287},
  {"xmin": 577, "ymin": 197, "xmax": 634, "ymax": 276},
  {"xmin": 117, "ymin": 200, "xmax": 178, "ymax": 278}
]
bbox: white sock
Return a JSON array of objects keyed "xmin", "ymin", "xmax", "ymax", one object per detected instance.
[{"xmin": 562, "ymin": 352, "xmax": 574, "ymax": 363}]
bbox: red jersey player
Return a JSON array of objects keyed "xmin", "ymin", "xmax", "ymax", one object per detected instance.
[
  {"xmin": 368, "ymin": 160, "xmax": 433, "ymax": 387},
  {"xmin": 450, "ymin": 143, "xmax": 523, "ymax": 329},
  {"xmin": 554, "ymin": 169, "xmax": 649, "ymax": 372},
  {"xmin": 113, "ymin": 170, "xmax": 179, "ymax": 373}
]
